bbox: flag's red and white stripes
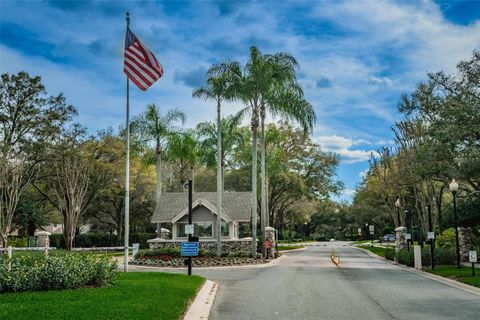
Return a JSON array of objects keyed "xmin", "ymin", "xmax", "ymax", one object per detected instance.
[{"xmin": 124, "ymin": 29, "xmax": 163, "ymax": 91}]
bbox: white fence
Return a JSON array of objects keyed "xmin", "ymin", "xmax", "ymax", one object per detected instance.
[{"xmin": 0, "ymin": 244, "xmax": 139, "ymax": 259}]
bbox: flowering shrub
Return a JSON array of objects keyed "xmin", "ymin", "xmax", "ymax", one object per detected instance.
[
  {"xmin": 0, "ymin": 252, "xmax": 117, "ymax": 293},
  {"xmin": 132, "ymin": 256, "xmax": 266, "ymax": 268}
]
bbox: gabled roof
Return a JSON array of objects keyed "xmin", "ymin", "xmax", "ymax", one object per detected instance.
[{"xmin": 151, "ymin": 192, "xmax": 252, "ymax": 223}]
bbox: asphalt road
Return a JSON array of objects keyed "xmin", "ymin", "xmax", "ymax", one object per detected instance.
[{"xmin": 194, "ymin": 242, "xmax": 480, "ymax": 320}]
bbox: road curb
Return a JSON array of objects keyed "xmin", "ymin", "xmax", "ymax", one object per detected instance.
[
  {"xmin": 123, "ymin": 255, "xmax": 287, "ymax": 271},
  {"xmin": 184, "ymin": 280, "xmax": 218, "ymax": 320},
  {"xmin": 353, "ymin": 245, "xmax": 480, "ymax": 297}
]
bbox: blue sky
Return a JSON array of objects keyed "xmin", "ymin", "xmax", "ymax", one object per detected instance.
[{"xmin": 1, "ymin": 0, "xmax": 479, "ymax": 202}]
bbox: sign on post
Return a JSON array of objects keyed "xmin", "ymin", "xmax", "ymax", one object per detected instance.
[
  {"xmin": 469, "ymin": 251, "xmax": 477, "ymax": 263},
  {"xmin": 358, "ymin": 228, "xmax": 362, "ymax": 235},
  {"xmin": 181, "ymin": 242, "xmax": 199, "ymax": 257},
  {"xmin": 427, "ymin": 232, "xmax": 435, "ymax": 240},
  {"xmin": 185, "ymin": 224, "xmax": 194, "ymax": 235},
  {"xmin": 369, "ymin": 225, "xmax": 374, "ymax": 235},
  {"xmin": 405, "ymin": 233, "xmax": 412, "ymax": 240}
]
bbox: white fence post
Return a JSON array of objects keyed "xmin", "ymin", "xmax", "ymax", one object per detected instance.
[
  {"xmin": 132, "ymin": 243, "xmax": 140, "ymax": 258},
  {"xmin": 414, "ymin": 245, "xmax": 422, "ymax": 269}
]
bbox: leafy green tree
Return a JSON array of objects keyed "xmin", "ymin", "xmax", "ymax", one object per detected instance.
[
  {"xmin": 0, "ymin": 72, "xmax": 75, "ymax": 247},
  {"xmin": 12, "ymin": 188, "xmax": 50, "ymax": 237},
  {"xmin": 83, "ymin": 131, "xmax": 156, "ymax": 245}
]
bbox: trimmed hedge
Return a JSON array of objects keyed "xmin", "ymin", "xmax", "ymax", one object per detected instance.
[
  {"xmin": 0, "ymin": 252, "xmax": 117, "ymax": 293},
  {"xmin": 392, "ymin": 247, "xmax": 456, "ymax": 267},
  {"xmin": 49, "ymin": 232, "xmax": 156, "ymax": 249}
]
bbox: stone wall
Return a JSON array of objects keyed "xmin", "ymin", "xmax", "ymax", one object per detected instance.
[
  {"xmin": 459, "ymin": 227, "xmax": 474, "ymax": 262},
  {"xmin": 148, "ymin": 238, "xmax": 254, "ymax": 256}
]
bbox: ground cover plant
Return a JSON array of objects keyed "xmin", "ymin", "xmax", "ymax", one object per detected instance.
[
  {"xmin": 0, "ymin": 272, "xmax": 204, "ymax": 320},
  {"xmin": 0, "ymin": 252, "xmax": 117, "ymax": 293}
]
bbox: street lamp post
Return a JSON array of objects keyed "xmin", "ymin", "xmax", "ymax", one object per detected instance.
[
  {"xmin": 449, "ymin": 179, "xmax": 461, "ymax": 269},
  {"xmin": 395, "ymin": 198, "xmax": 401, "ymax": 227}
]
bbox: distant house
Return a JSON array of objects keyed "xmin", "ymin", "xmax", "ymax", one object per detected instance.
[{"xmin": 151, "ymin": 192, "xmax": 252, "ymax": 240}]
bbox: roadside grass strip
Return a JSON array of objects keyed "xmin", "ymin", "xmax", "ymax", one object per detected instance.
[
  {"xmin": 426, "ymin": 265, "xmax": 480, "ymax": 288},
  {"xmin": 331, "ymin": 249, "xmax": 341, "ymax": 267},
  {"xmin": 357, "ymin": 245, "xmax": 388, "ymax": 258},
  {"xmin": 0, "ymin": 272, "xmax": 204, "ymax": 320},
  {"xmin": 277, "ymin": 245, "xmax": 305, "ymax": 251}
]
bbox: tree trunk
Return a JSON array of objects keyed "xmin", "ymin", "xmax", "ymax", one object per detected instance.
[
  {"xmin": 216, "ymin": 99, "xmax": 222, "ymax": 257},
  {"xmin": 251, "ymin": 112, "xmax": 259, "ymax": 258},
  {"xmin": 260, "ymin": 105, "xmax": 267, "ymax": 257}
]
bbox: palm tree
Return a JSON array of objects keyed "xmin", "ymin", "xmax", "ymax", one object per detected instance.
[
  {"xmin": 234, "ymin": 47, "xmax": 316, "ymax": 257},
  {"xmin": 133, "ymin": 104, "xmax": 186, "ymax": 233},
  {"xmin": 196, "ymin": 115, "xmax": 244, "ymax": 184},
  {"xmin": 193, "ymin": 63, "xmax": 239, "ymax": 256},
  {"xmin": 165, "ymin": 131, "xmax": 198, "ymax": 191}
]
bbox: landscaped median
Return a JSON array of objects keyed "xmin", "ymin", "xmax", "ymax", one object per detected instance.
[{"xmin": 132, "ymin": 247, "xmax": 268, "ymax": 267}]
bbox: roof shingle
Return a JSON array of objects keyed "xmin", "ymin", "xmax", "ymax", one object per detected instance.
[{"xmin": 151, "ymin": 192, "xmax": 252, "ymax": 223}]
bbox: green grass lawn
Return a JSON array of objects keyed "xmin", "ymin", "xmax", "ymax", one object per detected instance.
[
  {"xmin": 358, "ymin": 245, "xmax": 387, "ymax": 257},
  {"xmin": 0, "ymin": 272, "xmax": 204, "ymax": 320},
  {"xmin": 277, "ymin": 245, "xmax": 304, "ymax": 251},
  {"xmin": 426, "ymin": 265, "xmax": 480, "ymax": 288}
]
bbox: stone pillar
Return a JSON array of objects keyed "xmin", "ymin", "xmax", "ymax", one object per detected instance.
[
  {"xmin": 160, "ymin": 228, "xmax": 171, "ymax": 240},
  {"xmin": 395, "ymin": 227, "xmax": 407, "ymax": 252},
  {"xmin": 265, "ymin": 227, "xmax": 276, "ymax": 259},
  {"xmin": 459, "ymin": 227, "xmax": 473, "ymax": 262},
  {"xmin": 35, "ymin": 231, "xmax": 51, "ymax": 248}
]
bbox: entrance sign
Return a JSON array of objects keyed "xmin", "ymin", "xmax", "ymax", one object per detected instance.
[
  {"xmin": 427, "ymin": 232, "xmax": 435, "ymax": 240},
  {"xmin": 185, "ymin": 224, "xmax": 194, "ymax": 235},
  {"xmin": 405, "ymin": 233, "xmax": 411, "ymax": 240},
  {"xmin": 181, "ymin": 242, "xmax": 199, "ymax": 257},
  {"xmin": 469, "ymin": 251, "xmax": 477, "ymax": 263}
]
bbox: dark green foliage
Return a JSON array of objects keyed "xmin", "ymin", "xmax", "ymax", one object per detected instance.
[
  {"xmin": 396, "ymin": 249, "xmax": 414, "ymax": 266},
  {"xmin": 5, "ymin": 236, "xmax": 28, "ymax": 247},
  {"xmin": 142, "ymin": 247, "xmax": 182, "ymax": 257},
  {"xmin": 434, "ymin": 248, "xmax": 456, "ymax": 265},
  {"xmin": 395, "ymin": 247, "xmax": 455, "ymax": 267},
  {"xmin": 0, "ymin": 252, "xmax": 117, "ymax": 293},
  {"xmin": 49, "ymin": 232, "xmax": 156, "ymax": 249},
  {"xmin": 129, "ymin": 233, "xmax": 157, "ymax": 249},
  {"xmin": 384, "ymin": 247, "xmax": 395, "ymax": 261}
]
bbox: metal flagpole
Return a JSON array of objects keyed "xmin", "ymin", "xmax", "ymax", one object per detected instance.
[{"xmin": 124, "ymin": 12, "xmax": 131, "ymax": 273}]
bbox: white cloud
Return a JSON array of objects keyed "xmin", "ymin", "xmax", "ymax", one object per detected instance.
[
  {"xmin": 359, "ymin": 169, "xmax": 369, "ymax": 179},
  {"xmin": 315, "ymin": 135, "xmax": 378, "ymax": 164}
]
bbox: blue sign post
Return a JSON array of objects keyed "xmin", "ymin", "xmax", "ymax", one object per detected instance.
[{"xmin": 181, "ymin": 242, "xmax": 199, "ymax": 257}]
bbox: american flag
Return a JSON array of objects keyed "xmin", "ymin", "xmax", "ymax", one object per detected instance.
[{"xmin": 124, "ymin": 29, "xmax": 163, "ymax": 91}]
